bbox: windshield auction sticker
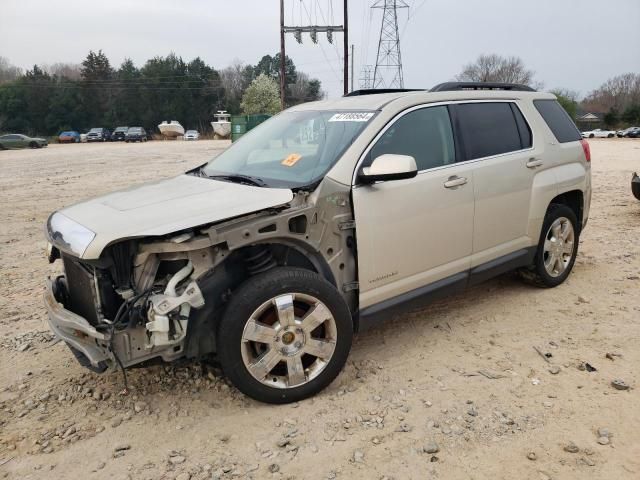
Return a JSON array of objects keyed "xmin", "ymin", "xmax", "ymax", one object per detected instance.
[
  {"xmin": 282, "ymin": 153, "xmax": 302, "ymax": 167},
  {"xmin": 328, "ymin": 112, "xmax": 375, "ymax": 122}
]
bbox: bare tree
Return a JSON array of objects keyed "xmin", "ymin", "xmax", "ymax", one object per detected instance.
[
  {"xmin": 456, "ymin": 54, "xmax": 539, "ymax": 87},
  {"xmin": 44, "ymin": 62, "xmax": 82, "ymax": 80},
  {"xmin": 0, "ymin": 56, "xmax": 22, "ymax": 83},
  {"xmin": 220, "ymin": 59, "xmax": 253, "ymax": 111},
  {"xmin": 582, "ymin": 73, "xmax": 640, "ymax": 113},
  {"xmin": 288, "ymin": 72, "xmax": 323, "ymax": 105}
]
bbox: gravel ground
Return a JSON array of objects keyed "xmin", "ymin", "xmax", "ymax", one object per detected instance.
[{"xmin": 0, "ymin": 139, "xmax": 639, "ymax": 480}]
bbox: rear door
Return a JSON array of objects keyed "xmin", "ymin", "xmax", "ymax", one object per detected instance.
[
  {"xmin": 352, "ymin": 104, "xmax": 475, "ymax": 309},
  {"xmin": 1, "ymin": 135, "xmax": 18, "ymax": 148},
  {"xmin": 452, "ymin": 101, "xmax": 537, "ymax": 266}
]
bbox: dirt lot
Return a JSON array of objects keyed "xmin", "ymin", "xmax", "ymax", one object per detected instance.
[{"xmin": 0, "ymin": 139, "xmax": 639, "ymax": 480}]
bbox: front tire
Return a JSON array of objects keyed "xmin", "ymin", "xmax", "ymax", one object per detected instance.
[
  {"xmin": 589, "ymin": 134, "xmax": 595, "ymax": 138},
  {"xmin": 520, "ymin": 204, "xmax": 579, "ymax": 288},
  {"xmin": 217, "ymin": 267, "xmax": 353, "ymax": 404}
]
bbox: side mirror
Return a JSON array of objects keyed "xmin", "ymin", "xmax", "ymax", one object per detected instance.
[{"xmin": 359, "ymin": 154, "xmax": 418, "ymax": 184}]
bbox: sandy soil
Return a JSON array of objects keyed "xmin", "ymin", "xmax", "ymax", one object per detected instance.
[{"xmin": 1, "ymin": 139, "xmax": 639, "ymax": 480}]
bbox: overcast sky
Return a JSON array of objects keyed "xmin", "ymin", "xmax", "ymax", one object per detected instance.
[{"xmin": 1, "ymin": 0, "xmax": 639, "ymax": 99}]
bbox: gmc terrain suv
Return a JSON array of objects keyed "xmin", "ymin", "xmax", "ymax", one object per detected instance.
[{"xmin": 44, "ymin": 83, "xmax": 591, "ymax": 403}]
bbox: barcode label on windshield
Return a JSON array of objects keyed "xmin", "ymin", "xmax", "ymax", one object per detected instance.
[{"xmin": 328, "ymin": 112, "xmax": 375, "ymax": 122}]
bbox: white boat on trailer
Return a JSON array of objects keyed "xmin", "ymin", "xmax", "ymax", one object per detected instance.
[
  {"xmin": 158, "ymin": 120, "xmax": 185, "ymax": 139},
  {"xmin": 211, "ymin": 110, "xmax": 231, "ymax": 139}
]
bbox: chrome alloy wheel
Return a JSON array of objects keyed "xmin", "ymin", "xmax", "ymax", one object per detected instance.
[
  {"xmin": 240, "ymin": 293, "xmax": 337, "ymax": 389},
  {"xmin": 543, "ymin": 216, "xmax": 575, "ymax": 277}
]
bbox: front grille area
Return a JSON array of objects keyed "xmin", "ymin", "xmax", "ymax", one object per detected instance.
[{"xmin": 61, "ymin": 254, "xmax": 124, "ymax": 325}]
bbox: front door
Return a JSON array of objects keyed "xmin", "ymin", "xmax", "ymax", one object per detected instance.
[{"xmin": 352, "ymin": 105, "xmax": 475, "ymax": 310}]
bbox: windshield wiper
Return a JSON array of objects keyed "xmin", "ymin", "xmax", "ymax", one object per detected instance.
[{"xmin": 200, "ymin": 170, "xmax": 267, "ymax": 187}]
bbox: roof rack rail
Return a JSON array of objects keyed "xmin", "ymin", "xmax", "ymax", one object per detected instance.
[
  {"xmin": 430, "ymin": 82, "xmax": 536, "ymax": 92},
  {"xmin": 345, "ymin": 88, "xmax": 425, "ymax": 97}
]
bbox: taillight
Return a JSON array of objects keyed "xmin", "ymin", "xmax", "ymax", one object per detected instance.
[{"xmin": 580, "ymin": 139, "xmax": 591, "ymax": 162}]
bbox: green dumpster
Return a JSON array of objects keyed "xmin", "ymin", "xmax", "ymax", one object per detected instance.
[{"xmin": 231, "ymin": 114, "xmax": 271, "ymax": 142}]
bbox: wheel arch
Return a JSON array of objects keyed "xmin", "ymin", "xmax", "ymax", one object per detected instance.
[
  {"xmin": 547, "ymin": 189, "xmax": 584, "ymax": 233},
  {"xmin": 184, "ymin": 239, "xmax": 339, "ymax": 359}
]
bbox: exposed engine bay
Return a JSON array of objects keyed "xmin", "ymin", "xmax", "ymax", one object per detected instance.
[{"xmin": 47, "ymin": 178, "xmax": 358, "ymax": 373}]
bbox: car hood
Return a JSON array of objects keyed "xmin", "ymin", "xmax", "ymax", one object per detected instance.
[{"xmin": 53, "ymin": 174, "xmax": 294, "ymax": 259}]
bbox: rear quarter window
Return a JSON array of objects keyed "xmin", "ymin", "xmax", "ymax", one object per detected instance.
[{"xmin": 533, "ymin": 99, "xmax": 582, "ymax": 143}]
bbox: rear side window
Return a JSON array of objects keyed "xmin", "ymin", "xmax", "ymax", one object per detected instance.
[
  {"xmin": 533, "ymin": 99, "xmax": 581, "ymax": 143},
  {"xmin": 455, "ymin": 102, "xmax": 526, "ymax": 160},
  {"xmin": 368, "ymin": 105, "xmax": 456, "ymax": 171},
  {"xmin": 511, "ymin": 104, "xmax": 532, "ymax": 149}
]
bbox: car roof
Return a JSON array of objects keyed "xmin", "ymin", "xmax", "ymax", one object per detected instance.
[{"xmin": 289, "ymin": 89, "xmax": 556, "ymax": 112}]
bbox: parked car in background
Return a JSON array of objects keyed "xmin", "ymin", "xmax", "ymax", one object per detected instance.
[
  {"xmin": 626, "ymin": 127, "xmax": 640, "ymax": 138},
  {"xmin": 0, "ymin": 133, "xmax": 48, "ymax": 149},
  {"xmin": 184, "ymin": 129, "xmax": 199, "ymax": 141},
  {"xmin": 616, "ymin": 127, "xmax": 639, "ymax": 137},
  {"xmin": 112, "ymin": 126, "xmax": 129, "ymax": 141},
  {"xmin": 80, "ymin": 133, "xmax": 88, "ymax": 143},
  {"xmin": 43, "ymin": 83, "xmax": 592, "ymax": 403},
  {"xmin": 581, "ymin": 128, "xmax": 616, "ymax": 138},
  {"xmin": 86, "ymin": 128, "xmax": 112, "ymax": 142},
  {"xmin": 58, "ymin": 131, "xmax": 80, "ymax": 143},
  {"xmin": 125, "ymin": 127, "xmax": 147, "ymax": 142}
]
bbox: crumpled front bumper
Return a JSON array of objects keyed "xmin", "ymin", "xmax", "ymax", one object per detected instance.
[{"xmin": 44, "ymin": 277, "xmax": 112, "ymax": 372}]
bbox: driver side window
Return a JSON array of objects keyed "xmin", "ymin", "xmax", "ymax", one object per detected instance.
[{"xmin": 369, "ymin": 106, "xmax": 455, "ymax": 171}]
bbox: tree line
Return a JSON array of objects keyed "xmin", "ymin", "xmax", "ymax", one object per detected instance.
[
  {"xmin": 2, "ymin": 51, "xmax": 638, "ymax": 136},
  {"xmin": 0, "ymin": 52, "xmax": 323, "ymax": 136}
]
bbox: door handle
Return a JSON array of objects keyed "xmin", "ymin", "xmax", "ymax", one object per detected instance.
[
  {"xmin": 443, "ymin": 176, "xmax": 468, "ymax": 188},
  {"xmin": 526, "ymin": 158, "xmax": 543, "ymax": 168}
]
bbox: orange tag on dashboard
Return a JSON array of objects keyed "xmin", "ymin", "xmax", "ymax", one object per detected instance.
[{"xmin": 281, "ymin": 153, "xmax": 302, "ymax": 167}]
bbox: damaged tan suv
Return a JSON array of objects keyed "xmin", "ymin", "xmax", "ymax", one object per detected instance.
[{"xmin": 45, "ymin": 82, "xmax": 591, "ymax": 403}]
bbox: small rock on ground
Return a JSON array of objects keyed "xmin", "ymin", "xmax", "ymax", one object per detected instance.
[
  {"xmin": 423, "ymin": 442, "xmax": 439, "ymax": 454},
  {"xmin": 564, "ymin": 442, "xmax": 579, "ymax": 453}
]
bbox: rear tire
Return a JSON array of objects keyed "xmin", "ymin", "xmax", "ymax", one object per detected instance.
[
  {"xmin": 29, "ymin": 142, "xmax": 39, "ymax": 149},
  {"xmin": 217, "ymin": 267, "xmax": 353, "ymax": 404},
  {"xmin": 589, "ymin": 134, "xmax": 595, "ymax": 138},
  {"xmin": 520, "ymin": 204, "xmax": 579, "ymax": 288}
]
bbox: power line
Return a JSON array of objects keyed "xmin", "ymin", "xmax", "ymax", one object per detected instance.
[{"xmin": 0, "ymin": 83, "xmax": 224, "ymax": 90}]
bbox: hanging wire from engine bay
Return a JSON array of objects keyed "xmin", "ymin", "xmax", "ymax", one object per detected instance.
[{"xmin": 102, "ymin": 288, "xmax": 155, "ymax": 395}]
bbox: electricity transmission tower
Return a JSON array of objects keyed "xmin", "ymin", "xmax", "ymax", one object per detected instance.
[
  {"xmin": 372, "ymin": 0, "xmax": 408, "ymax": 89},
  {"xmin": 359, "ymin": 65, "xmax": 374, "ymax": 89}
]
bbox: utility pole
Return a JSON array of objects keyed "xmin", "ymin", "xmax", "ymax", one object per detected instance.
[
  {"xmin": 372, "ymin": 0, "xmax": 408, "ymax": 89},
  {"xmin": 279, "ymin": 0, "xmax": 286, "ymax": 109},
  {"xmin": 350, "ymin": 44, "xmax": 355, "ymax": 92},
  {"xmin": 343, "ymin": 0, "xmax": 349, "ymax": 96},
  {"xmin": 280, "ymin": 1, "xmax": 349, "ymax": 99}
]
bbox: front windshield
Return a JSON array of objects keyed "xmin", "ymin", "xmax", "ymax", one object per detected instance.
[
  {"xmin": 129, "ymin": 127, "xmax": 141, "ymax": 132},
  {"xmin": 201, "ymin": 110, "xmax": 375, "ymax": 188}
]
